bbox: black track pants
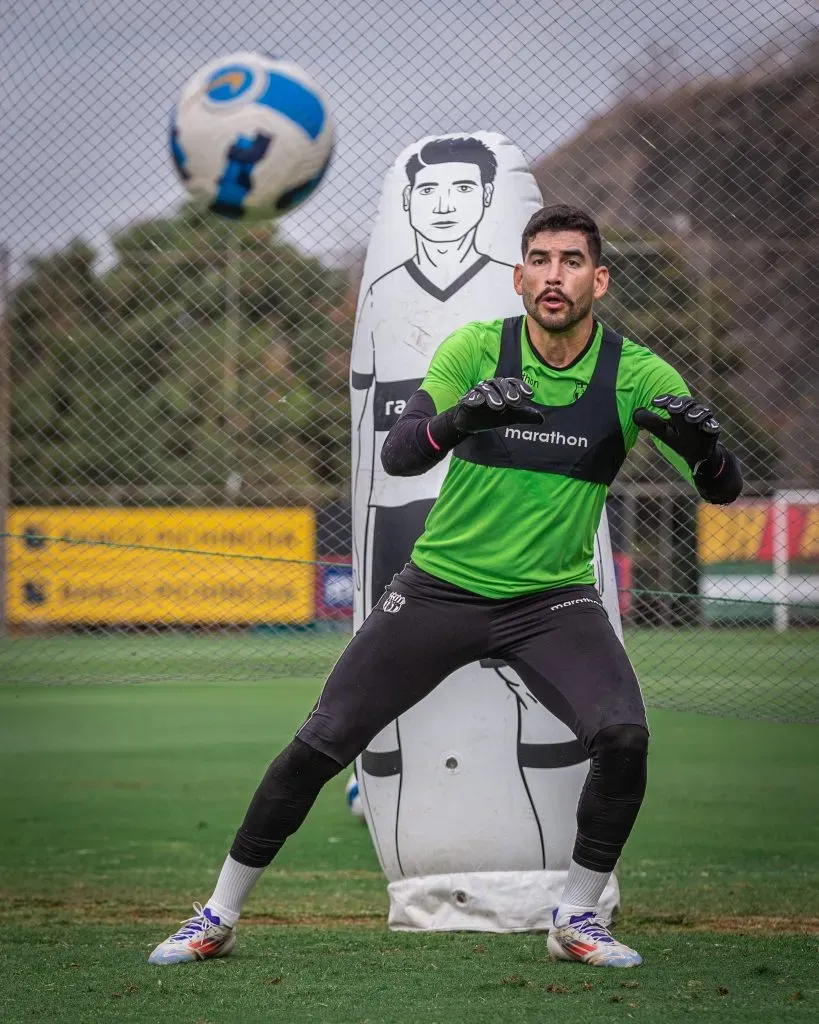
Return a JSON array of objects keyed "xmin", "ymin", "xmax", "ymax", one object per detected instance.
[
  {"xmin": 298, "ymin": 562, "xmax": 647, "ymax": 764},
  {"xmin": 232, "ymin": 563, "xmax": 649, "ymax": 870}
]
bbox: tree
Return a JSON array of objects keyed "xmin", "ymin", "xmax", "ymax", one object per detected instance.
[
  {"xmin": 10, "ymin": 206, "xmax": 354, "ymax": 506},
  {"xmin": 599, "ymin": 230, "xmax": 781, "ymax": 483}
]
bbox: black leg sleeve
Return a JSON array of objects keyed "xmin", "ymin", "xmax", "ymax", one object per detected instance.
[
  {"xmin": 230, "ymin": 737, "xmax": 344, "ymax": 868},
  {"xmin": 230, "ymin": 565, "xmax": 487, "ymax": 868},
  {"xmin": 572, "ymin": 724, "xmax": 649, "ymax": 873}
]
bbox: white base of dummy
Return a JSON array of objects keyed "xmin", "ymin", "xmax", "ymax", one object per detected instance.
[{"xmin": 387, "ymin": 870, "xmax": 620, "ymax": 932}]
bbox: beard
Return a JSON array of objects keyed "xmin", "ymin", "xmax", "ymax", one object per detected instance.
[{"xmin": 522, "ymin": 287, "xmax": 593, "ymax": 333}]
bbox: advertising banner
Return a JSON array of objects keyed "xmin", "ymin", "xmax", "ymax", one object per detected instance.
[
  {"xmin": 698, "ymin": 498, "xmax": 819, "ymax": 622},
  {"xmin": 7, "ymin": 507, "xmax": 315, "ymax": 625}
]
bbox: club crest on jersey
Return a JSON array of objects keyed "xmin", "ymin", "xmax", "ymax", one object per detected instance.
[
  {"xmin": 573, "ymin": 380, "xmax": 588, "ymax": 400},
  {"xmin": 383, "ymin": 591, "xmax": 406, "ymax": 614}
]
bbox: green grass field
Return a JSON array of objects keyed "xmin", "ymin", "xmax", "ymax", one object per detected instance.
[
  {"xmin": 0, "ymin": 634, "xmax": 817, "ymax": 1022},
  {"xmin": 1, "ymin": 625, "xmax": 817, "ymax": 720}
]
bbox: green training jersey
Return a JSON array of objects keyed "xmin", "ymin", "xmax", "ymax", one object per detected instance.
[{"xmin": 411, "ymin": 318, "xmax": 693, "ymax": 598}]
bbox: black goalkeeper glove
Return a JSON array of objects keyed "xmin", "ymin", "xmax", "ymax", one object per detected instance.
[
  {"xmin": 452, "ymin": 377, "xmax": 544, "ymax": 433},
  {"xmin": 632, "ymin": 394, "xmax": 721, "ymax": 471}
]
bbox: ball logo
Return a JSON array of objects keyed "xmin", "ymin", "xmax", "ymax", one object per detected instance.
[{"xmin": 206, "ymin": 66, "xmax": 254, "ymax": 104}]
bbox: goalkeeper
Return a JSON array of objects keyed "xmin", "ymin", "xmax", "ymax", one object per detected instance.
[{"xmin": 149, "ymin": 205, "xmax": 742, "ymax": 969}]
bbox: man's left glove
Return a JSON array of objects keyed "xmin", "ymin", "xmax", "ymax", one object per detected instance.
[{"xmin": 632, "ymin": 394, "xmax": 720, "ymax": 471}]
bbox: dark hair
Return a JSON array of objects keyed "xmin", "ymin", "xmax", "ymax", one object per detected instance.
[
  {"xmin": 521, "ymin": 205, "xmax": 602, "ymax": 265},
  {"xmin": 405, "ymin": 137, "xmax": 498, "ymax": 187}
]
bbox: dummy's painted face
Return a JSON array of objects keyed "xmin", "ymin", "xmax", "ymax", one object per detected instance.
[{"xmin": 404, "ymin": 161, "xmax": 493, "ymax": 243}]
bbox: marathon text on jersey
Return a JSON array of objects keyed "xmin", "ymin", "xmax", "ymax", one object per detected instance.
[{"xmin": 504, "ymin": 427, "xmax": 589, "ymax": 448}]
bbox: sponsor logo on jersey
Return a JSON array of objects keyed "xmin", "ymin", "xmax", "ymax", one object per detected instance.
[
  {"xmin": 383, "ymin": 398, "xmax": 406, "ymax": 417},
  {"xmin": 373, "ymin": 379, "xmax": 423, "ymax": 431},
  {"xmin": 504, "ymin": 427, "xmax": 589, "ymax": 447}
]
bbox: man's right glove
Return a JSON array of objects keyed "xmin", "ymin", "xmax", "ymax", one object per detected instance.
[
  {"xmin": 632, "ymin": 394, "xmax": 720, "ymax": 471},
  {"xmin": 452, "ymin": 377, "xmax": 544, "ymax": 433}
]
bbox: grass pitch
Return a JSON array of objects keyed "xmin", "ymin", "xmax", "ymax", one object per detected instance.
[
  {"xmin": 2, "ymin": 625, "xmax": 817, "ymax": 721},
  {"xmin": 0, "ymin": 638, "xmax": 817, "ymax": 1022}
]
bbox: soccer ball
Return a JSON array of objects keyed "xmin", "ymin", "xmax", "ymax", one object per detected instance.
[
  {"xmin": 169, "ymin": 52, "xmax": 334, "ymax": 220},
  {"xmin": 344, "ymin": 772, "xmax": 366, "ymax": 820}
]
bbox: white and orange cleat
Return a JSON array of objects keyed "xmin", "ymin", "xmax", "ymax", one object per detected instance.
[
  {"xmin": 547, "ymin": 910, "xmax": 642, "ymax": 968},
  {"xmin": 148, "ymin": 903, "xmax": 236, "ymax": 965}
]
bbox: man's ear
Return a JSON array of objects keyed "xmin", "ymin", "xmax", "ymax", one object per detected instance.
[
  {"xmin": 483, "ymin": 183, "xmax": 494, "ymax": 207},
  {"xmin": 593, "ymin": 264, "xmax": 610, "ymax": 301},
  {"xmin": 513, "ymin": 263, "xmax": 524, "ymax": 296},
  {"xmin": 402, "ymin": 185, "xmax": 411, "ymax": 212}
]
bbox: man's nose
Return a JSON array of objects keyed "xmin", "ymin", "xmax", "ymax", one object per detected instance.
[
  {"xmin": 544, "ymin": 259, "xmax": 564, "ymax": 282},
  {"xmin": 433, "ymin": 189, "xmax": 456, "ymax": 213}
]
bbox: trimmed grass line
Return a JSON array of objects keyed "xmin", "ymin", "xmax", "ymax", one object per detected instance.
[
  {"xmin": 3, "ymin": 899, "xmax": 817, "ymax": 934},
  {"xmin": 624, "ymin": 912, "xmax": 819, "ymax": 935}
]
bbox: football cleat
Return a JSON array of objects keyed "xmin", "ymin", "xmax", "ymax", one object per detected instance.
[
  {"xmin": 547, "ymin": 910, "xmax": 642, "ymax": 968},
  {"xmin": 148, "ymin": 902, "xmax": 236, "ymax": 965}
]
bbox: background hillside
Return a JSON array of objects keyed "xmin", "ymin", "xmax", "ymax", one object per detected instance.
[{"xmin": 534, "ymin": 47, "xmax": 818, "ymax": 486}]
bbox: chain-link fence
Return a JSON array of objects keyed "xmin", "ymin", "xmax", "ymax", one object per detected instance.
[{"xmin": 1, "ymin": 1, "xmax": 817, "ymax": 723}]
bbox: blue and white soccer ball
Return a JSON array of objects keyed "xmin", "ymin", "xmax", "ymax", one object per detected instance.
[
  {"xmin": 344, "ymin": 771, "xmax": 366, "ymax": 820},
  {"xmin": 170, "ymin": 52, "xmax": 334, "ymax": 220}
]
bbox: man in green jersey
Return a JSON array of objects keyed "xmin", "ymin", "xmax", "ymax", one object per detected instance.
[{"xmin": 149, "ymin": 206, "xmax": 742, "ymax": 970}]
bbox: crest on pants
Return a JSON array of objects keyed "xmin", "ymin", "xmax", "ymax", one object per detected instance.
[{"xmin": 383, "ymin": 591, "xmax": 406, "ymax": 614}]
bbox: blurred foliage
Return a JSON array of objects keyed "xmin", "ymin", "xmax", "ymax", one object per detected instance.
[
  {"xmin": 599, "ymin": 233, "xmax": 781, "ymax": 483},
  {"xmin": 10, "ymin": 206, "xmax": 354, "ymax": 505},
  {"xmin": 10, "ymin": 211, "xmax": 781, "ymax": 508}
]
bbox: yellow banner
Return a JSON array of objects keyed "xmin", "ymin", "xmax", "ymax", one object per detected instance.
[
  {"xmin": 698, "ymin": 500, "xmax": 819, "ymax": 565},
  {"xmin": 7, "ymin": 508, "xmax": 315, "ymax": 624},
  {"xmin": 698, "ymin": 502, "xmax": 769, "ymax": 565}
]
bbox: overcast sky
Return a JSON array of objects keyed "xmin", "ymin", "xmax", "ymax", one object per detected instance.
[{"xmin": 2, "ymin": 0, "xmax": 815, "ymax": 282}]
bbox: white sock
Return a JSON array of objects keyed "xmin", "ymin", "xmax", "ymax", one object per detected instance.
[
  {"xmin": 555, "ymin": 860, "xmax": 611, "ymax": 926},
  {"xmin": 205, "ymin": 855, "xmax": 265, "ymax": 927}
]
